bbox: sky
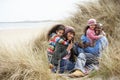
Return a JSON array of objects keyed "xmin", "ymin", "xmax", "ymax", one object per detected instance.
[{"xmin": 0, "ymin": 0, "xmax": 90, "ymax": 22}]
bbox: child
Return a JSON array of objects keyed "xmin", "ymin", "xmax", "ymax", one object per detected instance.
[
  {"xmin": 47, "ymin": 24, "xmax": 68, "ymax": 62},
  {"xmin": 84, "ymin": 19, "xmax": 103, "ymax": 46}
]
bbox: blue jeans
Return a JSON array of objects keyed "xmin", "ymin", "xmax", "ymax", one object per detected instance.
[
  {"xmin": 74, "ymin": 53, "xmax": 98, "ymax": 73},
  {"xmin": 59, "ymin": 59, "xmax": 75, "ymax": 73},
  {"xmin": 77, "ymin": 47, "xmax": 84, "ymax": 53}
]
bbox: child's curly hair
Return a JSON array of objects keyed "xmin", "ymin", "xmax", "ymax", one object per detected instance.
[{"xmin": 47, "ymin": 24, "xmax": 65, "ymax": 40}]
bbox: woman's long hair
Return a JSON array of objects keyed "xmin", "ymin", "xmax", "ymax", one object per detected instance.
[{"xmin": 47, "ymin": 24, "xmax": 65, "ymax": 40}]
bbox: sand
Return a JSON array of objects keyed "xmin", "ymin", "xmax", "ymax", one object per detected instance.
[{"xmin": 0, "ymin": 22, "xmax": 58, "ymax": 45}]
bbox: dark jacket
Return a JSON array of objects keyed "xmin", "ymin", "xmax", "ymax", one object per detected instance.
[{"xmin": 51, "ymin": 42, "xmax": 77, "ymax": 66}]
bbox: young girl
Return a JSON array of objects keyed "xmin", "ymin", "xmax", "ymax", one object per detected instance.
[
  {"xmin": 84, "ymin": 19, "xmax": 103, "ymax": 46},
  {"xmin": 47, "ymin": 24, "xmax": 68, "ymax": 62}
]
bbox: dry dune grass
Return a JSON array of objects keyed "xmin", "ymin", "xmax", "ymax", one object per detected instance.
[{"xmin": 0, "ymin": 40, "xmax": 51, "ymax": 80}]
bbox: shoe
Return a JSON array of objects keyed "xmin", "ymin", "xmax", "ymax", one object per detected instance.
[
  {"xmin": 49, "ymin": 63, "xmax": 54, "ymax": 69},
  {"xmin": 68, "ymin": 70, "xmax": 84, "ymax": 78}
]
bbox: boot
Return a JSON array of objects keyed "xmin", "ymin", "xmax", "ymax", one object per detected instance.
[
  {"xmin": 49, "ymin": 63, "xmax": 54, "ymax": 69},
  {"xmin": 68, "ymin": 70, "xmax": 84, "ymax": 78}
]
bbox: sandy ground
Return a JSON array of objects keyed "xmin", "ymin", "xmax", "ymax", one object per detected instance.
[{"xmin": 0, "ymin": 22, "xmax": 58, "ymax": 45}]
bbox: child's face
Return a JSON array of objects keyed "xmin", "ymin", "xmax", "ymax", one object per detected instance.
[
  {"xmin": 90, "ymin": 24, "xmax": 96, "ymax": 30},
  {"xmin": 56, "ymin": 30, "xmax": 64, "ymax": 37}
]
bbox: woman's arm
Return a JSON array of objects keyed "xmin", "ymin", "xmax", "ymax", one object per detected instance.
[
  {"xmin": 51, "ymin": 43, "xmax": 68, "ymax": 66},
  {"xmin": 87, "ymin": 31, "xmax": 101, "ymax": 40},
  {"xmin": 54, "ymin": 43, "xmax": 68, "ymax": 57},
  {"xmin": 56, "ymin": 42, "xmax": 73, "ymax": 58}
]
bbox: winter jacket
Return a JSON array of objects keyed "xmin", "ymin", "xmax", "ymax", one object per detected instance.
[
  {"xmin": 47, "ymin": 33, "xmax": 68, "ymax": 53},
  {"xmin": 51, "ymin": 42, "xmax": 76, "ymax": 66}
]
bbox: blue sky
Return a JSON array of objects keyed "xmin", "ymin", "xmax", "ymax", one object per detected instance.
[{"xmin": 0, "ymin": 0, "xmax": 91, "ymax": 22}]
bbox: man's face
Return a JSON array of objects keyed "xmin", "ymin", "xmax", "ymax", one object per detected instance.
[{"xmin": 95, "ymin": 27, "xmax": 102, "ymax": 35}]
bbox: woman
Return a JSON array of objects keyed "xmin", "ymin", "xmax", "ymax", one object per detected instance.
[
  {"xmin": 69, "ymin": 23, "xmax": 108, "ymax": 77},
  {"xmin": 51, "ymin": 26, "xmax": 77, "ymax": 73}
]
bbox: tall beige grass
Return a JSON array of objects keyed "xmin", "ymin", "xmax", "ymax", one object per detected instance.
[{"xmin": 0, "ymin": 39, "xmax": 52, "ymax": 80}]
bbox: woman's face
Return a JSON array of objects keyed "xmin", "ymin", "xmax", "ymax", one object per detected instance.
[{"xmin": 67, "ymin": 32, "xmax": 74, "ymax": 41}]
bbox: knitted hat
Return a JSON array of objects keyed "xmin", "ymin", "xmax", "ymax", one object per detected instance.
[
  {"xmin": 65, "ymin": 26, "xmax": 75, "ymax": 35},
  {"xmin": 87, "ymin": 19, "xmax": 97, "ymax": 26}
]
